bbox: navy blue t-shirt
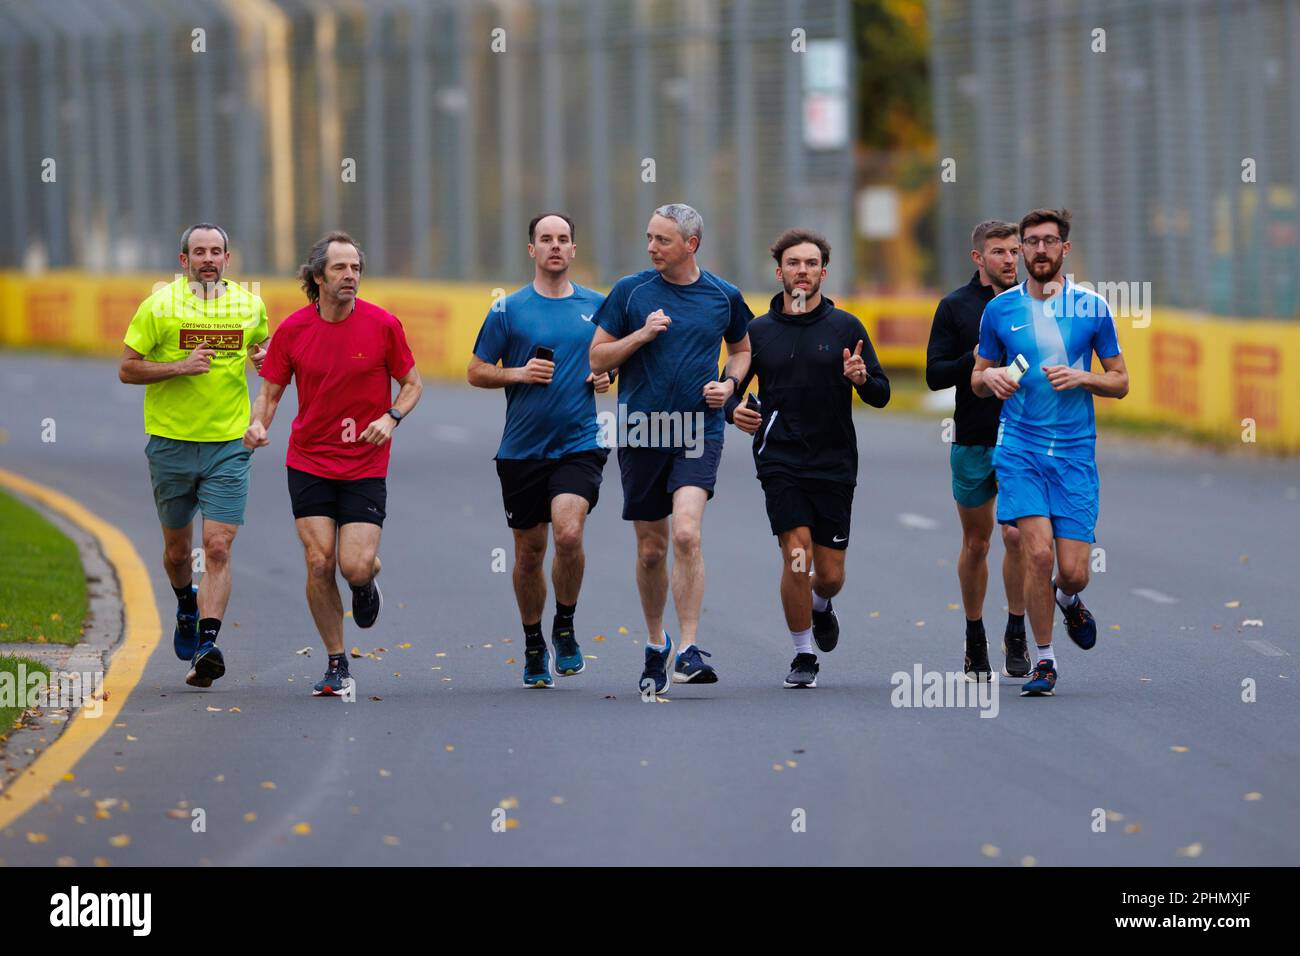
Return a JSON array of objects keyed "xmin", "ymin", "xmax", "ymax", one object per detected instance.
[
  {"xmin": 592, "ymin": 268, "xmax": 752, "ymax": 443},
  {"xmin": 473, "ymin": 282, "xmax": 606, "ymax": 460}
]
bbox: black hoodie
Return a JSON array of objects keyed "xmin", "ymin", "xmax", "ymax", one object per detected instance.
[{"xmin": 724, "ymin": 293, "xmax": 889, "ymax": 486}]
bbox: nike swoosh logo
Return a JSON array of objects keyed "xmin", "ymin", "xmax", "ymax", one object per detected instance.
[
  {"xmin": 833, "ymin": 535, "xmax": 848, "ymax": 543},
  {"xmin": 1010, "ymin": 322, "xmax": 1031, "ymax": 332}
]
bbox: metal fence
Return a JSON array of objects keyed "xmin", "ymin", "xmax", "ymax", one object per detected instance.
[
  {"xmin": 930, "ymin": 0, "xmax": 1300, "ymax": 319},
  {"xmin": 0, "ymin": 0, "xmax": 855, "ymax": 294}
]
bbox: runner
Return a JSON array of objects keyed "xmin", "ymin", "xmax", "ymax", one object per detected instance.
[
  {"xmin": 972, "ymin": 208, "xmax": 1129, "ymax": 696},
  {"xmin": 588, "ymin": 203, "xmax": 752, "ymax": 695},
  {"xmin": 925, "ymin": 220, "xmax": 1027, "ymax": 680},
  {"xmin": 244, "ymin": 231, "xmax": 423, "ymax": 697},
  {"xmin": 119, "ymin": 223, "xmax": 269, "ymax": 688},
  {"xmin": 468, "ymin": 212, "xmax": 612, "ymax": 688},
  {"xmin": 726, "ymin": 229, "xmax": 889, "ymax": 688}
]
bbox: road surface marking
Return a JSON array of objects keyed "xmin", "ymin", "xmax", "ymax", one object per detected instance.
[
  {"xmin": 1131, "ymin": 588, "xmax": 1178, "ymax": 604},
  {"xmin": 897, "ymin": 512, "xmax": 938, "ymax": 530},
  {"xmin": 1245, "ymin": 640, "xmax": 1288, "ymax": 657}
]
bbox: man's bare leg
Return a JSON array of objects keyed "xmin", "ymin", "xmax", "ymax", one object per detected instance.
[
  {"xmin": 668, "ymin": 485, "xmax": 708, "ymax": 651},
  {"xmin": 297, "ymin": 516, "xmax": 344, "ymax": 656},
  {"xmin": 633, "ymin": 518, "xmax": 670, "ymax": 646}
]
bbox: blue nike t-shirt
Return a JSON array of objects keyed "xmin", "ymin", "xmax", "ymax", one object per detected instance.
[
  {"xmin": 592, "ymin": 268, "xmax": 752, "ymax": 444},
  {"xmin": 473, "ymin": 282, "xmax": 606, "ymax": 460},
  {"xmin": 977, "ymin": 278, "xmax": 1122, "ymax": 459}
]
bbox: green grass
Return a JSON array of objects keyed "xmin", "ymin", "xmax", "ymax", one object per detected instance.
[
  {"xmin": 0, "ymin": 655, "xmax": 50, "ymax": 738},
  {"xmin": 0, "ymin": 489, "xmax": 87, "ymax": 645}
]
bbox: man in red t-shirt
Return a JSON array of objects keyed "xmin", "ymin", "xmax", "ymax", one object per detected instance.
[{"xmin": 245, "ymin": 231, "xmax": 423, "ymax": 697}]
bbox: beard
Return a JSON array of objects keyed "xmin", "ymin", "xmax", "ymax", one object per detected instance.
[
  {"xmin": 782, "ymin": 276, "xmax": 821, "ymax": 309},
  {"xmin": 188, "ymin": 264, "xmax": 223, "ymax": 285},
  {"xmin": 1027, "ymin": 253, "xmax": 1062, "ymax": 284}
]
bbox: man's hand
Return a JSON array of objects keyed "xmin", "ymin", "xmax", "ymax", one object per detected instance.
[
  {"xmin": 1042, "ymin": 364, "xmax": 1086, "ymax": 391},
  {"xmin": 242, "ymin": 420, "xmax": 269, "ymax": 450},
  {"xmin": 702, "ymin": 378, "xmax": 734, "ymax": 409},
  {"xmin": 982, "ymin": 365, "xmax": 1020, "ymax": 400},
  {"xmin": 843, "ymin": 340, "xmax": 869, "ymax": 386},
  {"xmin": 249, "ymin": 340, "xmax": 268, "ymax": 373},
  {"xmin": 179, "ymin": 346, "xmax": 216, "ymax": 376},
  {"xmin": 586, "ymin": 370, "xmax": 611, "ymax": 393},
  {"xmin": 732, "ymin": 403, "xmax": 762, "ymax": 434},
  {"xmin": 360, "ymin": 414, "xmax": 396, "ymax": 446},
  {"xmin": 517, "ymin": 358, "xmax": 555, "ymax": 385},
  {"xmin": 637, "ymin": 309, "xmax": 672, "ymax": 344}
]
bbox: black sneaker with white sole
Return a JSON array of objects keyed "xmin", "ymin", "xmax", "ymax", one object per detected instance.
[
  {"xmin": 784, "ymin": 653, "xmax": 819, "ymax": 688},
  {"xmin": 811, "ymin": 602, "xmax": 840, "ymax": 653},
  {"xmin": 1002, "ymin": 630, "xmax": 1031, "ymax": 679},
  {"xmin": 964, "ymin": 637, "xmax": 992, "ymax": 681},
  {"xmin": 352, "ymin": 580, "xmax": 382, "ymax": 629}
]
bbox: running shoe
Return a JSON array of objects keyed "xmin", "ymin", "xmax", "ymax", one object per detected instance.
[
  {"xmin": 1020, "ymin": 659, "xmax": 1058, "ymax": 697},
  {"xmin": 185, "ymin": 642, "xmax": 225, "ymax": 688},
  {"xmin": 811, "ymin": 602, "xmax": 840, "ymax": 653},
  {"xmin": 552, "ymin": 620, "xmax": 584, "ymax": 676},
  {"xmin": 1002, "ymin": 630, "xmax": 1032, "ymax": 679},
  {"xmin": 639, "ymin": 633, "xmax": 673, "ymax": 696},
  {"xmin": 784, "ymin": 653, "xmax": 819, "ymax": 688},
  {"xmin": 313, "ymin": 658, "xmax": 352, "ymax": 697},
  {"xmin": 1061, "ymin": 596, "xmax": 1097, "ymax": 650},
  {"xmin": 672, "ymin": 645, "xmax": 717, "ymax": 684},
  {"xmin": 523, "ymin": 644, "xmax": 554, "ymax": 688},
  {"xmin": 173, "ymin": 587, "xmax": 199, "ymax": 661},
  {"xmin": 964, "ymin": 637, "xmax": 992, "ymax": 681},
  {"xmin": 352, "ymin": 580, "xmax": 383, "ymax": 629}
]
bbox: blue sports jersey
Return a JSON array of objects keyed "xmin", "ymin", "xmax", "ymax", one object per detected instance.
[
  {"xmin": 977, "ymin": 278, "xmax": 1122, "ymax": 459},
  {"xmin": 473, "ymin": 283, "xmax": 606, "ymax": 460},
  {"xmin": 592, "ymin": 268, "xmax": 752, "ymax": 443}
]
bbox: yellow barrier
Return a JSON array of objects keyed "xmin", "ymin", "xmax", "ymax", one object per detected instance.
[{"xmin": 2, "ymin": 271, "xmax": 1297, "ymax": 450}]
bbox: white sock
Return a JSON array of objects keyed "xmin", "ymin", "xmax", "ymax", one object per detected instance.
[
  {"xmin": 811, "ymin": 592, "xmax": 830, "ymax": 613},
  {"xmin": 1035, "ymin": 643, "xmax": 1055, "ymax": 663},
  {"xmin": 791, "ymin": 628, "xmax": 813, "ymax": 654},
  {"xmin": 1055, "ymin": 587, "xmax": 1078, "ymax": 611},
  {"xmin": 647, "ymin": 629, "xmax": 667, "ymax": 650}
]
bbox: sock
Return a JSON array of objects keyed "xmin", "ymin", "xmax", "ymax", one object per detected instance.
[
  {"xmin": 554, "ymin": 601, "xmax": 576, "ymax": 626},
  {"xmin": 647, "ymin": 629, "xmax": 667, "ymax": 650},
  {"xmin": 1055, "ymin": 587, "xmax": 1079, "ymax": 611},
  {"xmin": 328, "ymin": 652, "xmax": 346, "ymax": 670},
  {"xmin": 523, "ymin": 621, "xmax": 545, "ymax": 649},
  {"xmin": 965, "ymin": 618, "xmax": 986, "ymax": 643},
  {"xmin": 173, "ymin": 583, "xmax": 197, "ymax": 615},
  {"xmin": 1006, "ymin": 612, "xmax": 1026, "ymax": 633},
  {"xmin": 198, "ymin": 618, "xmax": 221, "ymax": 644},
  {"xmin": 811, "ymin": 592, "xmax": 830, "ymax": 613},
  {"xmin": 1035, "ymin": 643, "xmax": 1056, "ymax": 664},
  {"xmin": 791, "ymin": 628, "xmax": 814, "ymax": 655}
]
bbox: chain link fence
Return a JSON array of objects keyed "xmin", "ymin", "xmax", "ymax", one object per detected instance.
[
  {"xmin": 930, "ymin": 0, "xmax": 1300, "ymax": 319},
  {"xmin": 0, "ymin": 0, "xmax": 855, "ymax": 293}
]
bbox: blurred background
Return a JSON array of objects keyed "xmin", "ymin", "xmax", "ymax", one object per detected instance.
[{"xmin": 1, "ymin": 0, "xmax": 1298, "ymax": 447}]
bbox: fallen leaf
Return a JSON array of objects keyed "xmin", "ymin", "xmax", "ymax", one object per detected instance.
[
  {"xmin": 915, "ymin": 621, "xmax": 925, "ymax": 627},
  {"xmin": 1170, "ymin": 745, "xmax": 1189, "ymax": 753},
  {"xmin": 772, "ymin": 764, "xmax": 784, "ymax": 772},
  {"xmin": 383, "ymin": 835, "xmax": 400, "ymax": 846},
  {"xmin": 1139, "ymin": 677, "xmax": 1152, "ymax": 682},
  {"xmin": 870, "ymin": 611, "xmax": 880, "ymax": 618},
  {"xmin": 126, "ymin": 735, "xmax": 138, "ymax": 741},
  {"xmin": 243, "ymin": 812, "xmax": 257, "ymax": 822},
  {"xmin": 1021, "ymin": 856, "xmax": 1037, "ymax": 867},
  {"xmin": 504, "ymin": 658, "xmax": 517, "ymax": 665},
  {"xmin": 947, "ymin": 603, "xmax": 960, "ymax": 610},
  {"xmin": 26, "ymin": 833, "xmax": 48, "ymax": 844},
  {"xmin": 981, "ymin": 844, "xmax": 1000, "ymax": 858},
  {"xmin": 1125, "ymin": 823, "xmax": 1142, "ymax": 834},
  {"xmin": 617, "ymin": 626, "xmax": 629, "ymax": 635},
  {"xmin": 349, "ymin": 646, "xmax": 363, "ymax": 658},
  {"xmin": 62, "ymin": 772, "xmax": 75, "ymax": 781},
  {"xmin": 593, "ymin": 635, "xmax": 606, "ymax": 642},
  {"xmin": 1176, "ymin": 842, "xmax": 1203, "ymax": 858},
  {"xmin": 498, "ymin": 797, "xmax": 519, "ymax": 810},
  {"xmin": 1109, "ymin": 624, "xmax": 1121, "ymax": 630},
  {"xmin": 583, "ymin": 655, "xmax": 597, "ymax": 660},
  {"xmin": 444, "ymin": 745, "xmax": 454, "ymax": 752},
  {"xmin": 603, "ymin": 694, "xmax": 616, "ymax": 700},
  {"xmin": 1105, "ymin": 810, "xmax": 1124, "ymax": 822},
  {"xmin": 435, "ymin": 652, "xmax": 447, "ymax": 658},
  {"xmin": 166, "ymin": 809, "xmax": 188, "ymax": 820},
  {"xmin": 505, "ymin": 818, "xmax": 519, "ymax": 830},
  {"xmin": 94, "ymin": 857, "xmax": 111, "ymax": 867},
  {"xmin": 1224, "ymin": 600, "xmax": 1240, "ymax": 608},
  {"xmin": 1242, "ymin": 619, "xmax": 1263, "ymax": 627},
  {"xmin": 260, "ymin": 781, "xmax": 277, "ymax": 790},
  {"xmin": 57, "ymin": 856, "xmax": 76, "ymax": 867},
  {"xmin": 95, "ymin": 798, "xmax": 119, "ymax": 810},
  {"xmin": 370, "ymin": 695, "xmax": 384, "ymax": 701},
  {"xmin": 206, "ymin": 706, "xmax": 223, "ymax": 712},
  {"xmin": 550, "ymin": 796, "xmax": 566, "ymax": 805},
  {"xmin": 292, "ymin": 822, "xmax": 312, "ymax": 836},
  {"xmin": 109, "ymin": 834, "xmax": 131, "ymax": 848},
  {"xmin": 229, "ymin": 707, "xmax": 241, "ymax": 713},
  {"xmin": 379, "ymin": 769, "xmax": 392, "ymax": 777},
  {"xmin": 483, "ymin": 643, "xmax": 494, "ymax": 649},
  {"xmin": 213, "ymin": 775, "xmax": 225, "ymax": 783},
  {"xmin": 398, "ymin": 643, "xmax": 412, "ymax": 649},
  {"xmin": 1244, "ymin": 792, "xmax": 1262, "ymax": 801},
  {"xmin": 50, "ymin": 612, "xmax": 62, "ymax": 621}
]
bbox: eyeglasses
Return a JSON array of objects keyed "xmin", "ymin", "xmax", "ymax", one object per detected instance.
[{"xmin": 1022, "ymin": 236, "xmax": 1063, "ymax": 249}]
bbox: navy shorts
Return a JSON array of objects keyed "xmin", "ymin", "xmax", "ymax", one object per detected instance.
[{"xmin": 617, "ymin": 440, "xmax": 723, "ymax": 522}]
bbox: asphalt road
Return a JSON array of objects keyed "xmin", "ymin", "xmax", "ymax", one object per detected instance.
[{"xmin": 1, "ymin": 353, "xmax": 1296, "ymax": 865}]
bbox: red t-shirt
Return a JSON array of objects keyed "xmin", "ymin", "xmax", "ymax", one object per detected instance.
[{"xmin": 260, "ymin": 298, "xmax": 416, "ymax": 480}]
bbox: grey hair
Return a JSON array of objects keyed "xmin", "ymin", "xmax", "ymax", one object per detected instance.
[{"xmin": 652, "ymin": 203, "xmax": 703, "ymax": 247}]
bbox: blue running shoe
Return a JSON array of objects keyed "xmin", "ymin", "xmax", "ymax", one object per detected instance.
[
  {"xmin": 672, "ymin": 644, "xmax": 718, "ymax": 684},
  {"xmin": 639, "ymin": 633, "xmax": 673, "ymax": 696},
  {"xmin": 313, "ymin": 658, "xmax": 351, "ymax": 697},
  {"xmin": 1061, "ymin": 598, "xmax": 1096, "ymax": 649},
  {"xmin": 523, "ymin": 644, "xmax": 554, "ymax": 688},
  {"xmin": 552, "ymin": 622, "xmax": 584, "ymax": 676},
  {"xmin": 186, "ymin": 642, "xmax": 226, "ymax": 688},
  {"xmin": 1020, "ymin": 659, "xmax": 1057, "ymax": 697},
  {"xmin": 173, "ymin": 587, "xmax": 199, "ymax": 661}
]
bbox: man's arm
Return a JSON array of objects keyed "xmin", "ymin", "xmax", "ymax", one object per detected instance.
[
  {"xmin": 360, "ymin": 366, "xmax": 424, "ymax": 446},
  {"xmin": 119, "ymin": 343, "xmax": 215, "ymax": 384},
  {"xmin": 925, "ymin": 300, "xmax": 975, "ymax": 391},
  {"xmin": 1042, "ymin": 353, "xmax": 1128, "ymax": 399},
  {"xmin": 703, "ymin": 334, "xmax": 752, "ymax": 409},
  {"xmin": 589, "ymin": 309, "xmax": 671, "ymax": 375},
  {"xmin": 972, "ymin": 353, "xmax": 1018, "ymax": 400},
  {"xmin": 852, "ymin": 335, "xmax": 890, "ymax": 408},
  {"xmin": 467, "ymin": 353, "xmax": 555, "ymax": 388},
  {"xmin": 243, "ymin": 379, "xmax": 286, "ymax": 449}
]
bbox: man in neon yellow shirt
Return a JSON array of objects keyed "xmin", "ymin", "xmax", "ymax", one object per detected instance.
[{"xmin": 119, "ymin": 223, "xmax": 269, "ymax": 688}]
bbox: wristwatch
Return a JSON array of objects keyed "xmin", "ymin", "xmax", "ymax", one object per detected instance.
[
  {"xmin": 723, "ymin": 374, "xmax": 741, "ymax": 393},
  {"xmin": 386, "ymin": 407, "xmax": 404, "ymax": 426}
]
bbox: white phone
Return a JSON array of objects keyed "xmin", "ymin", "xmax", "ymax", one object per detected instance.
[{"xmin": 1005, "ymin": 353, "xmax": 1030, "ymax": 385}]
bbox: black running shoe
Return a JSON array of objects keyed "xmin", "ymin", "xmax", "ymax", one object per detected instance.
[
  {"xmin": 964, "ymin": 638, "xmax": 992, "ymax": 681},
  {"xmin": 313, "ymin": 658, "xmax": 351, "ymax": 697},
  {"xmin": 784, "ymin": 653, "xmax": 819, "ymax": 688},
  {"xmin": 1002, "ymin": 630, "xmax": 1031, "ymax": 679},
  {"xmin": 1061, "ymin": 598, "xmax": 1097, "ymax": 650},
  {"xmin": 811, "ymin": 602, "xmax": 840, "ymax": 653},
  {"xmin": 352, "ymin": 580, "xmax": 382, "ymax": 629},
  {"xmin": 185, "ymin": 642, "xmax": 225, "ymax": 688}
]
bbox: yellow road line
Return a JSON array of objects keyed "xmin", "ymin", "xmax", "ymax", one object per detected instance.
[{"xmin": 0, "ymin": 467, "xmax": 159, "ymax": 831}]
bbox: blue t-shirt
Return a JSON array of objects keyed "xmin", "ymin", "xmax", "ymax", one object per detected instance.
[
  {"xmin": 473, "ymin": 282, "xmax": 606, "ymax": 460},
  {"xmin": 977, "ymin": 279, "xmax": 1122, "ymax": 459},
  {"xmin": 592, "ymin": 268, "xmax": 752, "ymax": 443}
]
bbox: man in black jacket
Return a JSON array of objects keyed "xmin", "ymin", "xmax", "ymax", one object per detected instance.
[
  {"xmin": 925, "ymin": 220, "xmax": 1026, "ymax": 681},
  {"xmin": 726, "ymin": 229, "xmax": 889, "ymax": 688}
]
